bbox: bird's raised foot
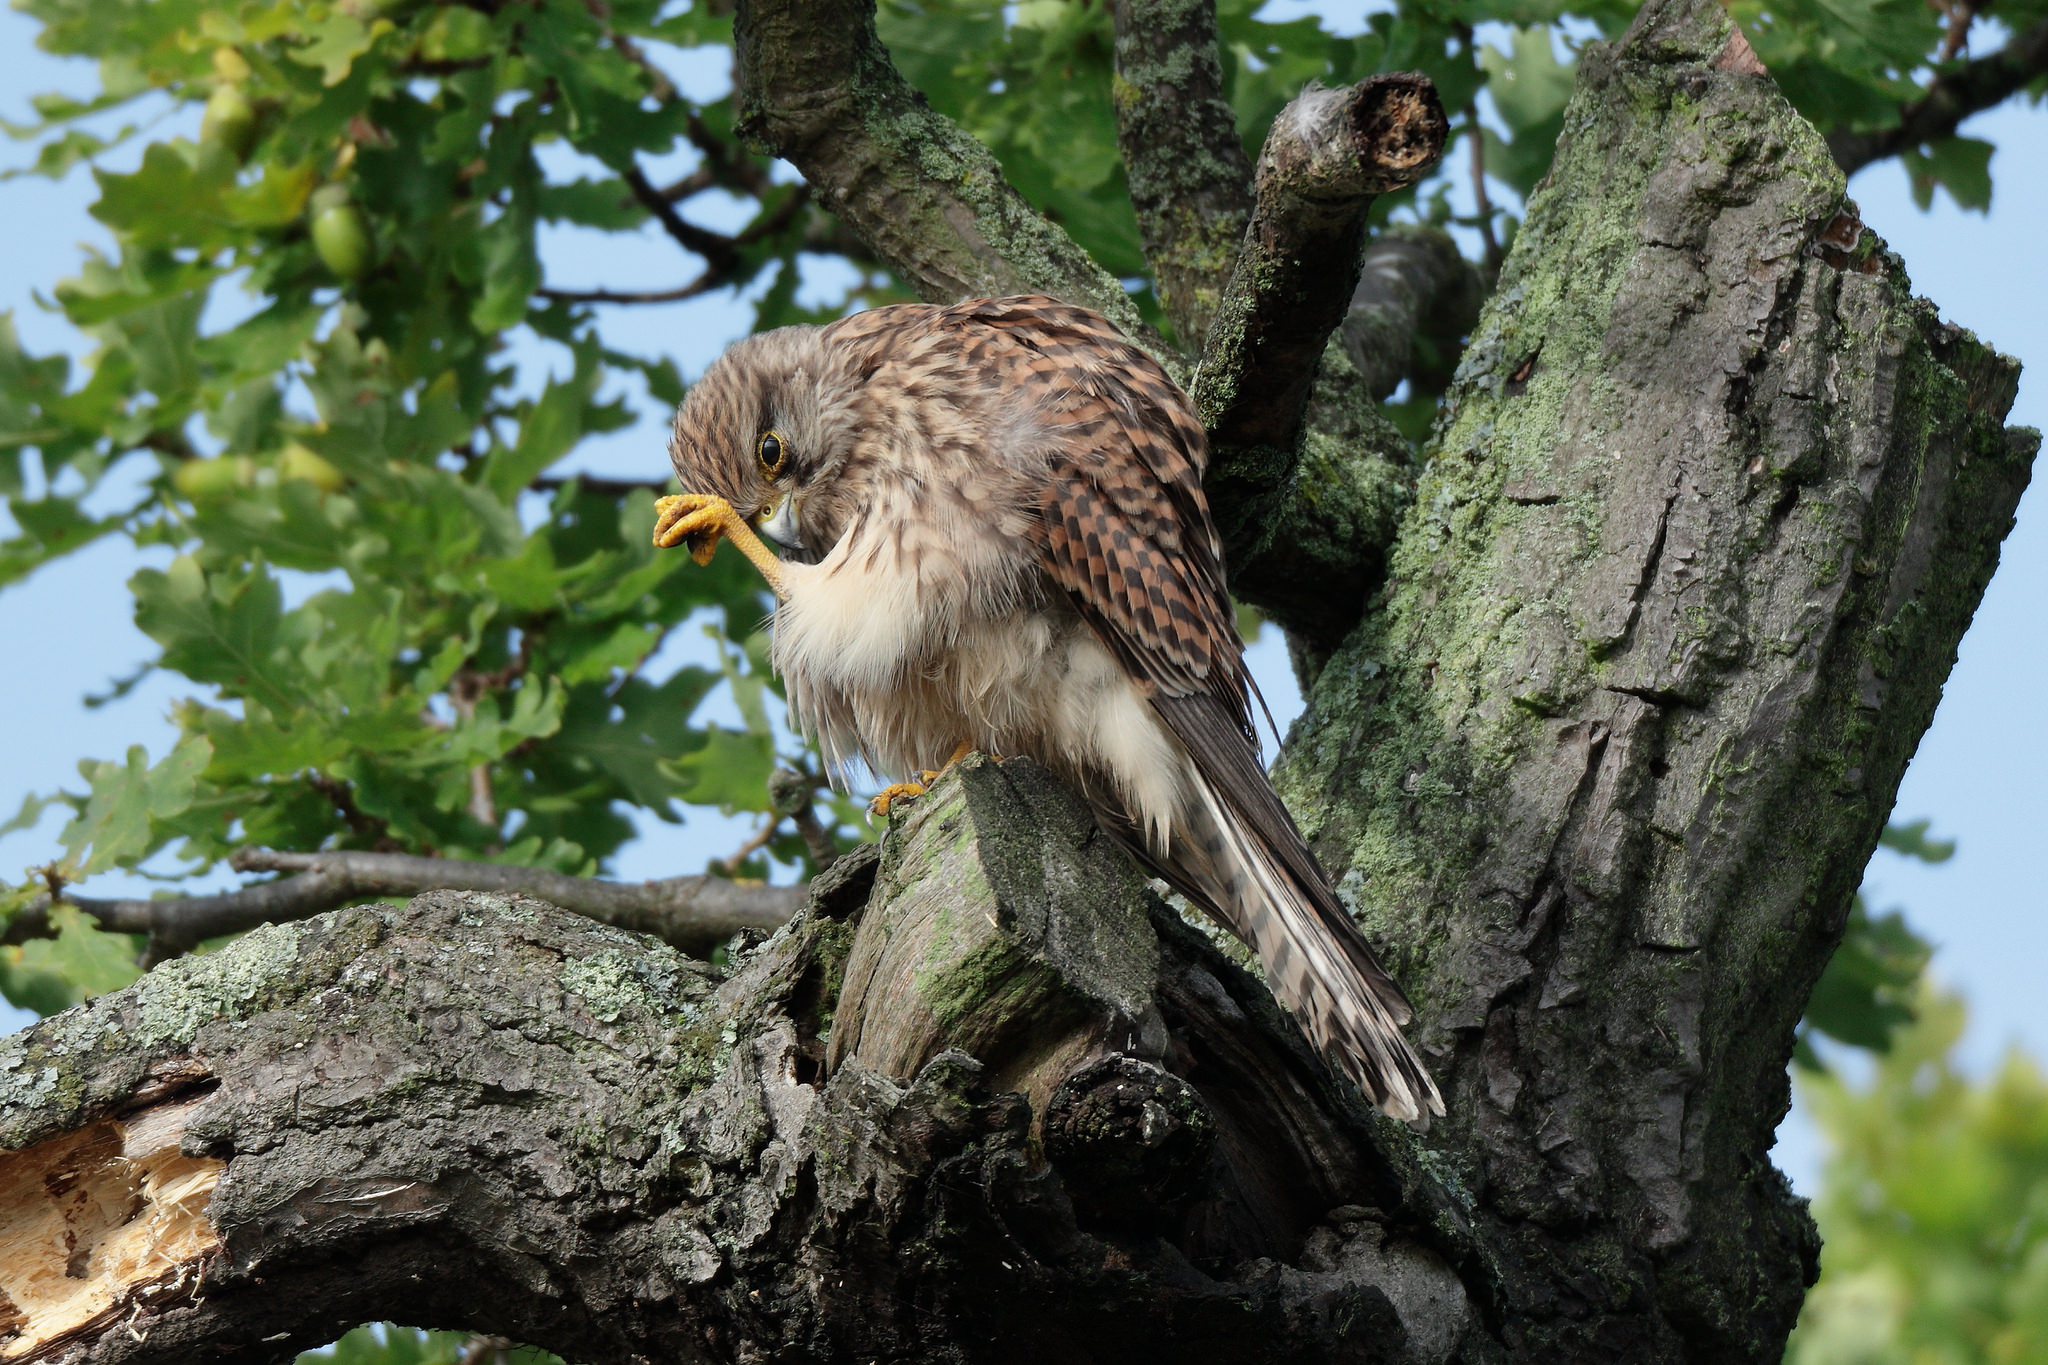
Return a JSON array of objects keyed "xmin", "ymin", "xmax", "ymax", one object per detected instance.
[
  {"xmin": 867, "ymin": 781, "xmax": 928, "ymax": 822},
  {"xmin": 653, "ymin": 492, "xmax": 789, "ymax": 598},
  {"xmin": 653, "ymin": 493, "xmax": 740, "ymax": 566}
]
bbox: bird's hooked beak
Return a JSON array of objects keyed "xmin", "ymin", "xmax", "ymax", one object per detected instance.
[{"xmin": 753, "ymin": 491, "xmax": 804, "ymax": 558}]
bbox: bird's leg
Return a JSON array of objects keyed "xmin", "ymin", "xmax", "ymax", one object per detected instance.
[
  {"xmin": 652, "ymin": 493, "xmax": 789, "ymax": 601},
  {"xmin": 917, "ymin": 738, "xmax": 978, "ymax": 784}
]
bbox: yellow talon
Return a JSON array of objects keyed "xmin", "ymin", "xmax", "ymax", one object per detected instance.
[
  {"xmin": 653, "ymin": 493, "xmax": 789, "ymax": 600},
  {"xmin": 867, "ymin": 781, "xmax": 928, "ymax": 820}
]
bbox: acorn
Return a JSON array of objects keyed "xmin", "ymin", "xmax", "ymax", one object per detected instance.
[
  {"xmin": 211, "ymin": 47, "xmax": 252, "ymax": 83},
  {"xmin": 201, "ymin": 85, "xmax": 259, "ymax": 164},
  {"xmin": 171, "ymin": 456, "xmax": 255, "ymax": 500},
  {"xmin": 310, "ymin": 183, "xmax": 374, "ymax": 281},
  {"xmin": 278, "ymin": 442, "xmax": 346, "ymax": 492}
]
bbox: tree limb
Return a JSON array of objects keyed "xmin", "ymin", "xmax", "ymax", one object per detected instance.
[
  {"xmin": 1109, "ymin": 0, "xmax": 1256, "ymax": 351},
  {"xmin": 1273, "ymin": 0, "xmax": 2037, "ymax": 1353},
  {"xmin": 0, "ymin": 763, "xmax": 1477, "ymax": 1365},
  {"xmin": 730, "ymin": 0, "xmax": 1148, "ymax": 339},
  {"xmin": 1340, "ymin": 225, "xmax": 1485, "ymax": 401},
  {"xmin": 3, "ymin": 849, "xmax": 805, "ymax": 959},
  {"xmin": 1193, "ymin": 75, "xmax": 1447, "ymax": 630},
  {"xmin": 1827, "ymin": 15, "xmax": 2048, "ymax": 175}
]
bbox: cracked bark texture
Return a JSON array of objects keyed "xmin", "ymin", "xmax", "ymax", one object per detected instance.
[
  {"xmin": 1, "ymin": 0, "xmax": 2039, "ymax": 1360},
  {"xmin": 1272, "ymin": 0, "xmax": 2035, "ymax": 1356},
  {"xmin": 0, "ymin": 761, "xmax": 1476, "ymax": 1365}
]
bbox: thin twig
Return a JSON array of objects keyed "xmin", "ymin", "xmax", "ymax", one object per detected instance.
[
  {"xmin": 1937, "ymin": 0, "xmax": 1981, "ymax": 64},
  {"xmin": 536, "ymin": 274, "xmax": 721, "ymax": 305},
  {"xmin": 534, "ymin": 186, "xmax": 808, "ymax": 307},
  {"xmin": 715, "ymin": 819, "xmax": 784, "ymax": 877},
  {"xmin": 1827, "ymin": 14, "xmax": 2048, "ymax": 174},
  {"xmin": 623, "ymin": 166, "xmax": 742, "ymax": 271}
]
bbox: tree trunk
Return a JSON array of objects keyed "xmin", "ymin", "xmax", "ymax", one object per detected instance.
[{"xmin": 0, "ymin": 0, "xmax": 2034, "ymax": 1361}]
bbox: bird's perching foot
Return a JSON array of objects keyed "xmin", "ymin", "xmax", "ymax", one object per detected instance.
[
  {"xmin": 866, "ymin": 781, "xmax": 928, "ymax": 822},
  {"xmin": 870, "ymin": 741, "xmax": 998, "ymax": 822},
  {"xmin": 653, "ymin": 493, "xmax": 789, "ymax": 601}
]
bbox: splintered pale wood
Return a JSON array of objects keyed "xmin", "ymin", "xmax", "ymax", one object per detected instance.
[{"xmin": 0, "ymin": 1094, "xmax": 222, "ymax": 1361}]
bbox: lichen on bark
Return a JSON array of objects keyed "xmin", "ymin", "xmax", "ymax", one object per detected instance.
[
  {"xmin": 1274, "ymin": 0, "xmax": 2035, "ymax": 1355},
  {"xmin": 0, "ymin": 763, "xmax": 1476, "ymax": 1365}
]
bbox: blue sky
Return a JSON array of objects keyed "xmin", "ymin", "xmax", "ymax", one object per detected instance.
[{"xmin": 0, "ymin": 6, "xmax": 2042, "ymax": 1193}]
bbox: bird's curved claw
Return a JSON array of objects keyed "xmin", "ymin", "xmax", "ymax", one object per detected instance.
[
  {"xmin": 866, "ymin": 781, "xmax": 928, "ymax": 823},
  {"xmin": 653, "ymin": 493, "xmax": 735, "ymax": 567}
]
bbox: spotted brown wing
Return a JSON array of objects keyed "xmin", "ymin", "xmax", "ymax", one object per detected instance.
[
  {"xmin": 931, "ymin": 297, "xmax": 1420, "ymax": 1036},
  {"xmin": 929, "ymin": 297, "xmax": 1250, "ymax": 731}
]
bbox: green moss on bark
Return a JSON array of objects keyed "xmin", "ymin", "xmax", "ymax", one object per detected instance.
[{"xmin": 1271, "ymin": 0, "xmax": 2035, "ymax": 1355}]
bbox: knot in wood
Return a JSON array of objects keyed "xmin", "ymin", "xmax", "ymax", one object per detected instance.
[{"xmin": 1041, "ymin": 1054, "xmax": 1215, "ymax": 1230}]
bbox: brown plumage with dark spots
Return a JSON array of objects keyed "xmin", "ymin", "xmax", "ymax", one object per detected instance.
[{"xmin": 658, "ymin": 295, "xmax": 1443, "ymax": 1123}]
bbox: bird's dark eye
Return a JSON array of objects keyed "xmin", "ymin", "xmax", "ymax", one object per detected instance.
[{"xmin": 757, "ymin": 430, "xmax": 788, "ymax": 480}]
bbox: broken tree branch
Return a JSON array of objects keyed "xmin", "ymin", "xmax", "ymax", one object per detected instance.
[
  {"xmin": 3, "ymin": 849, "xmax": 806, "ymax": 959},
  {"xmin": 0, "ymin": 761, "xmax": 1474, "ymax": 1364},
  {"xmin": 1109, "ymin": 0, "xmax": 1256, "ymax": 352},
  {"xmin": 1192, "ymin": 73, "xmax": 1447, "ymax": 618}
]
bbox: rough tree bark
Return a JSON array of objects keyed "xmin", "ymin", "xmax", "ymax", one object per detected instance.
[{"xmin": 0, "ymin": 0, "xmax": 2036, "ymax": 1361}]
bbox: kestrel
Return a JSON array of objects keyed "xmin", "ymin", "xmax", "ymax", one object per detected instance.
[{"xmin": 654, "ymin": 296, "xmax": 1443, "ymax": 1123}]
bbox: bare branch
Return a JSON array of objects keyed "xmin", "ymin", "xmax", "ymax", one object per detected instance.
[
  {"xmin": 1109, "ymin": 0, "xmax": 1255, "ymax": 351},
  {"xmin": 3, "ymin": 849, "xmax": 806, "ymax": 958},
  {"xmin": 713, "ymin": 819, "xmax": 782, "ymax": 877},
  {"xmin": 1194, "ymin": 74, "xmax": 1448, "ymax": 582},
  {"xmin": 731, "ymin": 0, "xmax": 1148, "ymax": 338},
  {"xmin": 536, "ymin": 185, "xmax": 810, "ymax": 308},
  {"xmin": 622, "ymin": 165, "xmax": 743, "ymax": 272},
  {"xmin": 1827, "ymin": 15, "xmax": 2048, "ymax": 175},
  {"xmin": 529, "ymin": 473, "xmax": 676, "ymax": 497},
  {"xmin": 1340, "ymin": 225, "xmax": 1485, "ymax": 401},
  {"xmin": 536, "ymin": 276, "xmax": 721, "ymax": 306}
]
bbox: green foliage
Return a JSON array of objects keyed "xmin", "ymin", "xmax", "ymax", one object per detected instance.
[
  {"xmin": 1788, "ymin": 984, "xmax": 2048, "ymax": 1364},
  {"xmin": 0, "ymin": 2, "xmax": 2032, "ymax": 1356},
  {"xmin": 1797, "ymin": 896, "xmax": 1934, "ymax": 1065},
  {"xmin": 1796, "ymin": 820, "xmax": 1951, "ymax": 1069},
  {"xmin": 1, "ymin": 0, "xmax": 892, "ymax": 993},
  {"xmin": 300, "ymin": 1325, "xmax": 561, "ymax": 1365}
]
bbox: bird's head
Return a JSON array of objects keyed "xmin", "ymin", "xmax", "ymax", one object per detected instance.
[{"xmin": 666, "ymin": 325, "xmax": 862, "ymax": 565}]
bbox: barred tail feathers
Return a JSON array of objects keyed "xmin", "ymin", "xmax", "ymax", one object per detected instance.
[{"xmin": 1185, "ymin": 776, "xmax": 1445, "ymax": 1124}]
